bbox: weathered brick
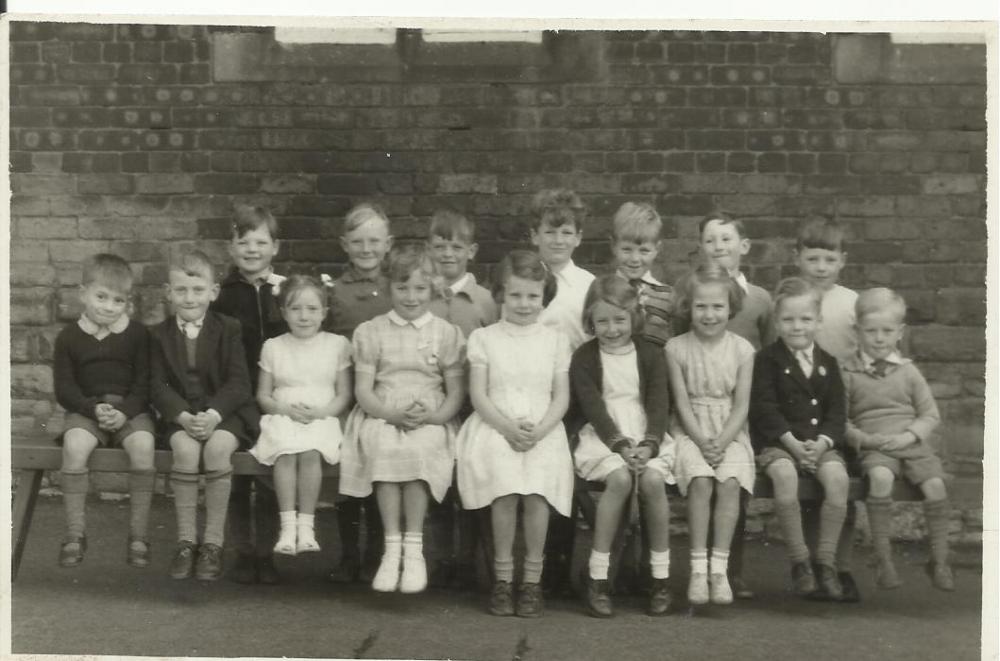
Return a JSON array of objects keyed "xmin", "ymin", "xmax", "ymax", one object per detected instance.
[
  {"xmin": 121, "ymin": 153, "xmax": 150, "ymax": 173},
  {"xmin": 133, "ymin": 173, "xmax": 194, "ymax": 194},
  {"xmin": 11, "ymin": 42, "xmax": 40, "ymax": 63},
  {"xmin": 11, "ymin": 365, "xmax": 55, "ymax": 398},
  {"xmin": 78, "ymin": 174, "xmax": 133, "ymax": 195},
  {"xmin": 58, "ymin": 63, "xmax": 117, "ymax": 84},
  {"xmin": 836, "ymin": 196, "xmax": 895, "ymax": 217},
  {"xmin": 438, "ymin": 174, "xmax": 499, "ymax": 194},
  {"xmin": 935, "ymin": 288, "xmax": 986, "ymax": 326},
  {"xmin": 103, "ymin": 42, "xmax": 132, "ymax": 63},
  {"xmin": 55, "ymin": 23, "xmax": 115, "ymax": 40},
  {"xmin": 921, "ymin": 174, "xmax": 983, "ymax": 195},
  {"xmin": 20, "ymin": 86, "xmax": 81, "ymax": 106},
  {"xmin": 10, "ymin": 288, "xmax": 54, "ymax": 325},
  {"xmin": 10, "ymin": 263, "xmax": 57, "ymax": 287},
  {"xmin": 118, "ymin": 64, "xmax": 178, "ymax": 84},
  {"xmin": 896, "ymin": 196, "xmax": 952, "ymax": 218},
  {"xmin": 11, "ymin": 174, "xmax": 76, "ymax": 196}
]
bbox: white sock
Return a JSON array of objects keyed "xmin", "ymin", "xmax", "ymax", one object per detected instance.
[
  {"xmin": 588, "ymin": 550, "xmax": 611, "ymax": 580},
  {"xmin": 649, "ymin": 550, "xmax": 671, "ymax": 579},
  {"xmin": 296, "ymin": 512, "xmax": 314, "ymax": 528},
  {"xmin": 384, "ymin": 534, "xmax": 402, "ymax": 556},
  {"xmin": 279, "ymin": 510, "xmax": 297, "ymax": 531},
  {"xmin": 691, "ymin": 549, "xmax": 708, "ymax": 575},
  {"xmin": 710, "ymin": 548, "xmax": 730, "ymax": 576},
  {"xmin": 402, "ymin": 532, "xmax": 422, "ymax": 556}
]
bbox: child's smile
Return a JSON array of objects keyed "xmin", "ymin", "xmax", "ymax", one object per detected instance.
[
  {"xmin": 613, "ymin": 239, "xmax": 659, "ymax": 281},
  {"xmin": 700, "ymin": 219, "xmax": 749, "ymax": 274},
  {"xmin": 591, "ymin": 300, "xmax": 633, "ymax": 350},
  {"xmin": 690, "ymin": 282, "xmax": 730, "ymax": 341},
  {"xmin": 795, "ymin": 247, "xmax": 846, "ymax": 291},
  {"xmin": 80, "ymin": 283, "xmax": 129, "ymax": 327},
  {"xmin": 391, "ymin": 270, "xmax": 433, "ymax": 321},
  {"xmin": 342, "ymin": 218, "xmax": 392, "ymax": 276},
  {"xmin": 283, "ymin": 288, "xmax": 326, "ymax": 339},
  {"xmin": 503, "ymin": 275, "xmax": 545, "ymax": 326},
  {"xmin": 428, "ymin": 235, "xmax": 476, "ymax": 285},
  {"xmin": 167, "ymin": 271, "xmax": 219, "ymax": 322},
  {"xmin": 775, "ymin": 294, "xmax": 820, "ymax": 352},
  {"xmin": 229, "ymin": 226, "xmax": 278, "ymax": 281},
  {"xmin": 856, "ymin": 309, "xmax": 904, "ymax": 361},
  {"xmin": 531, "ymin": 220, "xmax": 581, "ymax": 269}
]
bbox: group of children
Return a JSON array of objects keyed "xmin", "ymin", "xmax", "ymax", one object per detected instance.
[{"xmin": 53, "ymin": 189, "xmax": 957, "ymax": 619}]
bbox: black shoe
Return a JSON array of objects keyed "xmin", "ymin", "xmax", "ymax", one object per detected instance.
[
  {"xmin": 791, "ymin": 561, "xmax": 817, "ymax": 596},
  {"xmin": 730, "ymin": 573, "xmax": 754, "ymax": 600},
  {"xmin": 257, "ymin": 555, "xmax": 280, "ymax": 585},
  {"xmin": 489, "ymin": 580, "xmax": 515, "ymax": 616},
  {"xmin": 516, "ymin": 582, "xmax": 544, "ymax": 618},
  {"xmin": 231, "ymin": 552, "xmax": 258, "ymax": 584},
  {"xmin": 585, "ymin": 577, "xmax": 613, "ymax": 618},
  {"xmin": 195, "ymin": 543, "xmax": 224, "ymax": 582},
  {"xmin": 329, "ymin": 555, "xmax": 361, "ymax": 583},
  {"xmin": 816, "ymin": 563, "xmax": 843, "ymax": 601},
  {"xmin": 169, "ymin": 541, "xmax": 197, "ymax": 580},
  {"xmin": 58, "ymin": 535, "xmax": 87, "ymax": 568},
  {"xmin": 837, "ymin": 571, "xmax": 861, "ymax": 603},
  {"xmin": 648, "ymin": 578, "xmax": 673, "ymax": 616}
]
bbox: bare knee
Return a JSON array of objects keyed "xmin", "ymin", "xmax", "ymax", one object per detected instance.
[
  {"xmin": 921, "ymin": 477, "xmax": 947, "ymax": 501},
  {"xmin": 638, "ymin": 469, "xmax": 666, "ymax": 500},
  {"xmin": 123, "ymin": 432, "xmax": 155, "ymax": 471},
  {"xmin": 688, "ymin": 477, "xmax": 713, "ymax": 502},
  {"xmin": 818, "ymin": 463, "xmax": 849, "ymax": 504},
  {"xmin": 716, "ymin": 477, "xmax": 739, "ymax": 502},
  {"xmin": 767, "ymin": 460, "xmax": 799, "ymax": 500},
  {"xmin": 62, "ymin": 430, "xmax": 99, "ymax": 470},
  {"xmin": 867, "ymin": 466, "xmax": 895, "ymax": 497},
  {"xmin": 299, "ymin": 450, "xmax": 321, "ymax": 467},
  {"xmin": 604, "ymin": 468, "xmax": 632, "ymax": 498},
  {"xmin": 169, "ymin": 432, "xmax": 201, "ymax": 471},
  {"xmin": 202, "ymin": 432, "xmax": 237, "ymax": 471}
]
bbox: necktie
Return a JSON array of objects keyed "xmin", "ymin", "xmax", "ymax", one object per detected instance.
[
  {"xmin": 796, "ymin": 349, "xmax": 813, "ymax": 377},
  {"xmin": 182, "ymin": 321, "xmax": 200, "ymax": 339},
  {"xmin": 872, "ymin": 358, "xmax": 890, "ymax": 378}
]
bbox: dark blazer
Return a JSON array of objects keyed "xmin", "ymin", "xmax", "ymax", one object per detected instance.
[
  {"xmin": 749, "ymin": 339, "xmax": 846, "ymax": 453},
  {"xmin": 566, "ymin": 337, "xmax": 669, "ymax": 453},
  {"xmin": 149, "ymin": 311, "xmax": 259, "ymax": 434}
]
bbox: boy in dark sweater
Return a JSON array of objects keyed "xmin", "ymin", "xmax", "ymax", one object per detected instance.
[
  {"xmin": 151, "ymin": 251, "xmax": 258, "ymax": 582},
  {"xmin": 54, "ymin": 254, "xmax": 156, "ymax": 569},
  {"xmin": 210, "ymin": 204, "xmax": 286, "ymax": 584}
]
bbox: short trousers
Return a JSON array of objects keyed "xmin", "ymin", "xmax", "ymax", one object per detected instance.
[
  {"xmin": 62, "ymin": 411, "xmax": 156, "ymax": 448},
  {"xmin": 860, "ymin": 444, "xmax": 944, "ymax": 486},
  {"xmin": 756, "ymin": 446, "xmax": 846, "ymax": 473}
]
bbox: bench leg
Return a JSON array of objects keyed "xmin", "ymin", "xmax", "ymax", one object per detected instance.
[{"xmin": 12, "ymin": 469, "xmax": 44, "ymax": 582}]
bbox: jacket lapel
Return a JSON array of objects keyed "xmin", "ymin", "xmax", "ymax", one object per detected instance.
[
  {"xmin": 778, "ymin": 341, "xmax": 814, "ymax": 394},
  {"xmin": 197, "ymin": 313, "xmax": 222, "ymax": 388},
  {"xmin": 161, "ymin": 320, "xmax": 188, "ymax": 385}
]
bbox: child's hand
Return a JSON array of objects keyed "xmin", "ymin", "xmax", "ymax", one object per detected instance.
[
  {"xmin": 880, "ymin": 432, "xmax": 918, "ymax": 453},
  {"xmin": 788, "ymin": 441, "xmax": 816, "ymax": 473},
  {"xmin": 632, "ymin": 445, "xmax": 654, "ymax": 472},
  {"xmin": 194, "ymin": 411, "xmax": 219, "ymax": 440},
  {"xmin": 503, "ymin": 419, "xmax": 535, "ymax": 452},
  {"xmin": 401, "ymin": 401, "xmax": 429, "ymax": 430},
  {"xmin": 177, "ymin": 412, "xmax": 205, "ymax": 441},
  {"xmin": 102, "ymin": 408, "xmax": 127, "ymax": 432},
  {"xmin": 699, "ymin": 438, "xmax": 723, "ymax": 468},
  {"xmin": 288, "ymin": 403, "xmax": 316, "ymax": 425}
]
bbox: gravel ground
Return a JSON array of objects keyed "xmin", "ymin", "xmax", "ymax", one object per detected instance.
[{"xmin": 11, "ymin": 496, "xmax": 986, "ymax": 660}]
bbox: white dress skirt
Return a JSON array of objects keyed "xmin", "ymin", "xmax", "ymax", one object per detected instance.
[{"xmin": 456, "ymin": 321, "xmax": 575, "ymax": 516}]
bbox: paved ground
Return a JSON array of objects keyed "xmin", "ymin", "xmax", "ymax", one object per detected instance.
[{"xmin": 11, "ymin": 496, "xmax": 985, "ymax": 660}]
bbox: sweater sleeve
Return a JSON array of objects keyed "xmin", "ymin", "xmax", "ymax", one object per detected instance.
[
  {"xmin": 118, "ymin": 323, "xmax": 150, "ymax": 419},
  {"xmin": 53, "ymin": 327, "xmax": 101, "ymax": 419},
  {"xmin": 641, "ymin": 341, "xmax": 669, "ymax": 442},
  {"xmin": 905, "ymin": 364, "xmax": 941, "ymax": 441},
  {"xmin": 748, "ymin": 349, "xmax": 790, "ymax": 451},
  {"xmin": 569, "ymin": 345, "xmax": 623, "ymax": 446}
]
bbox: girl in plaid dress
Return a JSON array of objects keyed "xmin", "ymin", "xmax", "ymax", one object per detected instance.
[{"xmin": 339, "ymin": 245, "xmax": 466, "ymax": 594}]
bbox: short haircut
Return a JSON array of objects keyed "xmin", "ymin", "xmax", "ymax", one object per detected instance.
[
  {"xmin": 581, "ymin": 274, "xmax": 644, "ymax": 335},
  {"xmin": 530, "ymin": 188, "xmax": 586, "ymax": 232},
  {"xmin": 492, "ymin": 249, "xmax": 558, "ymax": 307},
  {"xmin": 674, "ymin": 261, "xmax": 744, "ymax": 324},
  {"xmin": 429, "ymin": 209, "xmax": 475, "ymax": 244},
  {"xmin": 386, "ymin": 243, "xmax": 437, "ymax": 285},
  {"xmin": 855, "ymin": 287, "xmax": 907, "ymax": 324},
  {"xmin": 697, "ymin": 210, "xmax": 746, "ymax": 239},
  {"xmin": 611, "ymin": 201, "xmax": 662, "ymax": 244},
  {"xmin": 82, "ymin": 253, "xmax": 133, "ymax": 292},
  {"xmin": 797, "ymin": 216, "xmax": 846, "ymax": 252},
  {"xmin": 169, "ymin": 250, "xmax": 216, "ymax": 283},
  {"xmin": 232, "ymin": 203, "xmax": 278, "ymax": 240},
  {"xmin": 343, "ymin": 201, "xmax": 391, "ymax": 236},
  {"xmin": 276, "ymin": 273, "xmax": 330, "ymax": 309},
  {"xmin": 772, "ymin": 276, "xmax": 822, "ymax": 315}
]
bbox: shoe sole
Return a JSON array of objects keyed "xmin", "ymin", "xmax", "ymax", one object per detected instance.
[
  {"xmin": 170, "ymin": 571, "xmax": 193, "ymax": 580},
  {"xmin": 196, "ymin": 573, "xmax": 221, "ymax": 582}
]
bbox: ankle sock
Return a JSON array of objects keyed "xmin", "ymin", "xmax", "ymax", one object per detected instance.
[
  {"xmin": 383, "ymin": 534, "xmax": 402, "ymax": 558},
  {"xmin": 128, "ymin": 469, "xmax": 156, "ymax": 540},
  {"xmin": 494, "ymin": 557, "xmax": 514, "ymax": 583},
  {"xmin": 690, "ymin": 549, "xmax": 708, "ymax": 575},
  {"xmin": 774, "ymin": 499, "xmax": 810, "ymax": 563},
  {"xmin": 61, "ymin": 469, "xmax": 89, "ymax": 540},
  {"xmin": 170, "ymin": 469, "xmax": 200, "ymax": 544},
  {"xmin": 710, "ymin": 548, "xmax": 730, "ymax": 576},
  {"xmin": 817, "ymin": 502, "xmax": 848, "ymax": 566},
  {"xmin": 923, "ymin": 498, "xmax": 952, "ymax": 565},
  {"xmin": 523, "ymin": 556, "xmax": 544, "ymax": 584},
  {"xmin": 402, "ymin": 531, "xmax": 423, "ymax": 557},
  {"xmin": 649, "ymin": 549, "xmax": 670, "ymax": 579},
  {"xmin": 588, "ymin": 550, "xmax": 611, "ymax": 580},
  {"xmin": 203, "ymin": 468, "xmax": 233, "ymax": 547}
]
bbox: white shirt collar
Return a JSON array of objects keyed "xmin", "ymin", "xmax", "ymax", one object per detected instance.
[
  {"xmin": 861, "ymin": 350, "xmax": 902, "ymax": 367},
  {"xmin": 78, "ymin": 313, "xmax": 129, "ymax": 338},
  {"xmin": 448, "ymin": 273, "xmax": 471, "ymax": 295},
  {"xmin": 387, "ymin": 309, "xmax": 434, "ymax": 328},
  {"xmin": 796, "ymin": 343, "xmax": 815, "ymax": 357},
  {"xmin": 551, "ymin": 259, "xmax": 588, "ymax": 285},
  {"xmin": 615, "ymin": 269, "xmax": 662, "ymax": 286},
  {"xmin": 176, "ymin": 315, "xmax": 206, "ymax": 335},
  {"xmin": 731, "ymin": 271, "xmax": 749, "ymax": 293}
]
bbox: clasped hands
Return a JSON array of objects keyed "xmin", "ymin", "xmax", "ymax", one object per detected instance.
[
  {"xmin": 94, "ymin": 403, "xmax": 126, "ymax": 432},
  {"xmin": 869, "ymin": 431, "xmax": 919, "ymax": 454},
  {"xmin": 616, "ymin": 440, "xmax": 653, "ymax": 473},
  {"xmin": 176, "ymin": 410, "xmax": 221, "ymax": 441},
  {"xmin": 387, "ymin": 401, "xmax": 432, "ymax": 432}
]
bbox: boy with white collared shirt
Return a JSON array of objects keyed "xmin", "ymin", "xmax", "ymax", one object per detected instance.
[{"xmin": 531, "ymin": 188, "xmax": 596, "ymax": 352}]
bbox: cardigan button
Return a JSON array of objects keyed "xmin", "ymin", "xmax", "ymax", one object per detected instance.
[
  {"xmin": 810, "ymin": 398, "xmax": 818, "ymax": 406},
  {"xmin": 810, "ymin": 418, "xmax": 818, "ymax": 425}
]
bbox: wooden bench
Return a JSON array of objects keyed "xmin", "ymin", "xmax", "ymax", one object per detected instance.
[{"xmin": 10, "ymin": 437, "xmax": 340, "ymax": 581}]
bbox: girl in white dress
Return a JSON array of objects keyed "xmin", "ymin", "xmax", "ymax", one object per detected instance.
[
  {"xmin": 340, "ymin": 245, "xmax": 466, "ymax": 594},
  {"xmin": 666, "ymin": 263, "xmax": 755, "ymax": 606},
  {"xmin": 456, "ymin": 250, "xmax": 573, "ymax": 618},
  {"xmin": 567, "ymin": 275, "xmax": 675, "ymax": 618},
  {"xmin": 251, "ymin": 275, "xmax": 353, "ymax": 555}
]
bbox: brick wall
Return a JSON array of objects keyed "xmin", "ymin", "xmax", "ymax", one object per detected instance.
[{"xmin": 7, "ymin": 23, "xmax": 987, "ymax": 542}]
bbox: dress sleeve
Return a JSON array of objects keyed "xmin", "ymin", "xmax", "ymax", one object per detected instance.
[
  {"xmin": 336, "ymin": 334, "xmax": 353, "ymax": 371},
  {"xmin": 438, "ymin": 323, "xmax": 466, "ymax": 377},
  {"xmin": 352, "ymin": 321, "xmax": 378, "ymax": 374},
  {"xmin": 554, "ymin": 332, "xmax": 571, "ymax": 373},
  {"xmin": 467, "ymin": 328, "xmax": 488, "ymax": 369},
  {"xmin": 258, "ymin": 338, "xmax": 276, "ymax": 374}
]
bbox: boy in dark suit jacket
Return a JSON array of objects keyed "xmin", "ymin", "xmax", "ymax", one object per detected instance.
[
  {"xmin": 749, "ymin": 277, "xmax": 849, "ymax": 601},
  {"xmin": 150, "ymin": 250, "xmax": 258, "ymax": 582}
]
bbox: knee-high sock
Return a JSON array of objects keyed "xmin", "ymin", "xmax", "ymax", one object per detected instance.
[
  {"xmin": 816, "ymin": 502, "xmax": 848, "ymax": 566},
  {"xmin": 61, "ymin": 469, "xmax": 89, "ymax": 539},
  {"xmin": 203, "ymin": 468, "xmax": 234, "ymax": 547},
  {"xmin": 171, "ymin": 469, "xmax": 200, "ymax": 543},
  {"xmin": 923, "ymin": 498, "xmax": 952, "ymax": 565},
  {"xmin": 866, "ymin": 497, "xmax": 894, "ymax": 563},
  {"xmin": 128, "ymin": 469, "xmax": 156, "ymax": 540},
  {"xmin": 835, "ymin": 502, "xmax": 857, "ymax": 571},
  {"xmin": 774, "ymin": 499, "xmax": 810, "ymax": 563}
]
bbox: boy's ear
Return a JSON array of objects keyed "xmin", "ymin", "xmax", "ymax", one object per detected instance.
[
  {"xmin": 739, "ymin": 237, "xmax": 751, "ymax": 256},
  {"xmin": 272, "ymin": 239, "xmax": 280, "ymax": 257},
  {"xmin": 209, "ymin": 283, "xmax": 221, "ymax": 301},
  {"xmin": 339, "ymin": 235, "xmax": 349, "ymax": 252},
  {"xmin": 385, "ymin": 235, "xmax": 394, "ymax": 252},
  {"xmin": 467, "ymin": 242, "xmax": 479, "ymax": 260}
]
